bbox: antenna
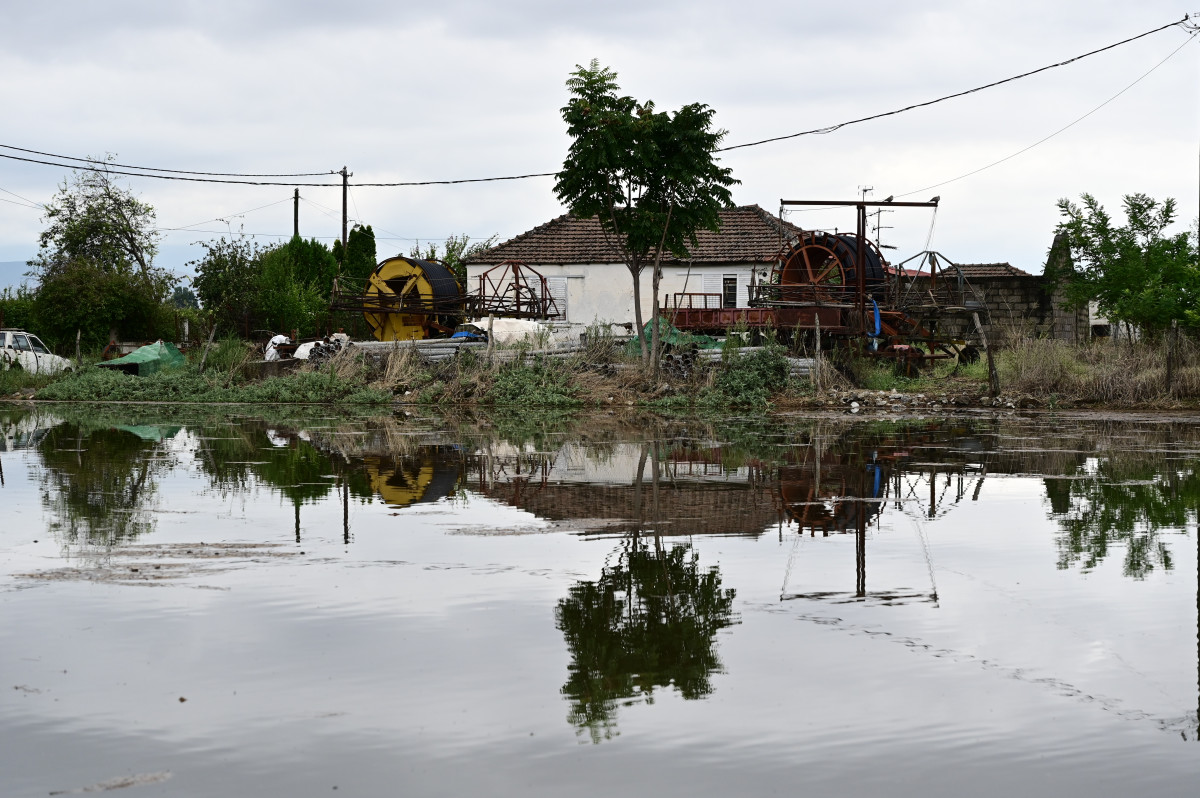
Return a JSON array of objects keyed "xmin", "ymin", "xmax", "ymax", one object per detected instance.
[{"xmin": 857, "ymin": 185, "xmax": 874, "ymax": 202}]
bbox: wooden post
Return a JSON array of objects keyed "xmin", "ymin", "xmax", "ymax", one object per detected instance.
[
  {"xmin": 973, "ymin": 312, "xmax": 999, "ymax": 397},
  {"xmin": 293, "ymin": 188, "xmax": 300, "ymax": 238},
  {"xmin": 486, "ymin": 315, "xmax": 495, "ymax": 366},
  {"xmin": 198, "ymin": 320, "xmax": 218, "ymax": 373},
  {"xmin": 1166, "ymin": 320, "xmax": 1176, "ymax": 396},
  {"xmin": 74, "ymin": 329, "xmax": 81, "ymax": 368},
  {"xmin": 340, "ymin": 166, "xmax": 350, "ymax": 251},
  {"xmin": 813, "ymin": 315, "xmax": 822, "ymax": 393}
]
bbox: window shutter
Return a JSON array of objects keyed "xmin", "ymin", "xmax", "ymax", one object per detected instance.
[{"xmin": 546, "ymin": 278, "xmax": 568, "ymax": 322}]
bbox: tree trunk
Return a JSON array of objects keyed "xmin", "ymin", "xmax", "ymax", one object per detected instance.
[
  {"xmin": 648, "ymin": 206, "xmax": 673, "ymax": 377},
  {"xmin": 629, "ymin": 262, "xmax": 647, "ymax": 362}
]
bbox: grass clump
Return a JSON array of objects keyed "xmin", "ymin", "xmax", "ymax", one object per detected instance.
[
  {"xmin": 34, "ymin": 364, "xmax": 391, "ymax": 405},
  {"xmin": 487, "ymin": 360, "xmax": 582, "ymax": 407}
]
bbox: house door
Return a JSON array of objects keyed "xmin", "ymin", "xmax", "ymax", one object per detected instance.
[{"xmin": 722, "ymin": 276, "xmax": 738, "ymax": 308}]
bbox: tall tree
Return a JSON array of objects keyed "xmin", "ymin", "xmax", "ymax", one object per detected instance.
[
  {"xmin": 29, "ymin": 159, "xmax": 173, "ymax": 346},
  {"xmin": 333, "ymin": 223, "xmax": 378, "ymax": 283},
  {"xmin": 555, "ymin": 60, "xmax": 737, "ymax": 365},
  {"xmin": 1049, "ymin": 193, "xmax": 1200, "ymax": 335}
]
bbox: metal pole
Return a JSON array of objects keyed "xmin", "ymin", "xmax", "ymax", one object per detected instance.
[{"xmin": 856, "ymin": 203, "xmax": 866, "ymax": 333}]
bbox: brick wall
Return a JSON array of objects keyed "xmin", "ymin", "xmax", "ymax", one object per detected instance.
[{"xmin": 909, "ymin": 274, "xmax": 1088, "ymax": 343}]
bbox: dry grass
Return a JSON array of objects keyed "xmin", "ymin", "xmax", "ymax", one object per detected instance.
[{"xmin": 998, "ymin": 333, "xmax": 1200, "ymax": 404}]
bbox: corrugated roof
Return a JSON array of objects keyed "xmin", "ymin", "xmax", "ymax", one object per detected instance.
[{"xmin": 466, "ymin": 205, "xmax": 801, "ymax": 265}]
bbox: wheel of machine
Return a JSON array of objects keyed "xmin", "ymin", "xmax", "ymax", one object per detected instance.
[
  {"xmin": 770, "ymin": 231, "xmax": 887, "ymax": 305},
  {"xmin": 362, "ymin": 257, "xmax": 463, "ymax": 342}
]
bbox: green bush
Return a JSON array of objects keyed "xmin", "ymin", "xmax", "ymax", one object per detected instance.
[
  {"xmin": 700, "ymin": 346, "xmax": 790, "ymax": 407},
  {"xmin": 486, "ymin": 360, "xmax": 581, "ymax": 406},
  {"xmin": 34, "ymin": 365, "xmax": 391, "ymax": 405}
]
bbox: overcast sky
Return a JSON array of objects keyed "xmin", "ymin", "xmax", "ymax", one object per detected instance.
[{"xmin": 1, "ymin": 0, "xmax": 1197, "ymax": 287}]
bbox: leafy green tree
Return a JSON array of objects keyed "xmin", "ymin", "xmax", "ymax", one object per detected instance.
[
  {"xmin": 191, "ymin": 235, "xmax": 335, "ymax": 338},
  {"xmin": 171, "ymin": 285, "xmax": 199, "ymax": 309},
  {"xmin": 409, "ymin": 233, "xmax": 499, "ymax": 287},
  {"xmin": 333, "ymin": 223, "xmax": 378, "ymax": 283},
  {"xmin": 1049, "ymin": 193, "xmax": 1200, "ymax": 335},
  {"xmin": 189, "ymin": 235, "xmax": 264, "ymax": 335},
  {"xmin": 254, "ymin": 236, "xmax": 336, "ymax": 336},
  {"xmin": 28, "ymin": 160, "xmax": 173, "ymax": 346},
  {"xmin": 555, "ymin": 61, "xmax": 738, "ymax": 364}
]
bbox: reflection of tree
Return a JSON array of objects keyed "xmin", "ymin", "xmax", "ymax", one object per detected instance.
[
  {"xmin": 1046, "ymin": 462, "xmax": 1200, "ymax": 579},
  {"xmin": 555, "ymin": 540, "xmax": 737, "ymax": 743},
  {"xmin": 37, "ymin": 424, "xmax": 166, "ymax": 546}
]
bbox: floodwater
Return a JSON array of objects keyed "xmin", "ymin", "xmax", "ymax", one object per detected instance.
[{"xmin": 1, "ymin": 404, "xmax": 1198, "ymax": 797}]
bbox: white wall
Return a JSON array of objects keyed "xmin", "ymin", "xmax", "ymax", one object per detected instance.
[{"xmin": 467, "ymin": 262, "xmax": 764, "ymax": 333}]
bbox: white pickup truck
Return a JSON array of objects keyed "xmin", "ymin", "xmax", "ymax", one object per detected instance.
[{"xmin": 1, "ymin": 329, "xmax": 74, "ymax": 375}]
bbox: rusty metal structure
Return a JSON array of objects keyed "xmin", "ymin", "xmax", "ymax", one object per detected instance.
[
  {"xmin": 664, "ymin": 198, "xmax": 989, "ymax": 368},
  {"xmin": 331, "ymin": 258, "xmax": 559, "ymax": 342}
]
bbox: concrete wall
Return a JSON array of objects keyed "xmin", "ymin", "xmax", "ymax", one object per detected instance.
[{"xmin": 909, "ymin": 274, "xmax": 1088, "ymax": 343}]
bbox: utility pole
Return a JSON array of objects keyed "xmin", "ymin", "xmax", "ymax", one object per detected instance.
[
  {"xmin": 293, "ymin": 188, "xmax": 299, "ymax": 238},
  {"xmin": 340, "ymin": 166, "xmax": 351, "ymax": 251}
]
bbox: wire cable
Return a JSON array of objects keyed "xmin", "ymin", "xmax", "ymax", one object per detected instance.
[
  {"xmin": 718, "ymin": 15, "xmax": 1189, "ymax": 152},
  {"xmin": 0, "ymin": 144, "xmax": 333, "ymax": 178},
  {"xmin": 894, "ymin": 27, "xmax": 1200, "ymax": 199},
  {"xmin": 0, "ymin": 15, "xmax": 1188, "ymax": 188},
  {"xmin": 163, "ymin": 197, "xmax": 295, "ymax": 233},
  {"xmin": 0, "ymin": 185, "xmax": 44, "ymax": 208}
]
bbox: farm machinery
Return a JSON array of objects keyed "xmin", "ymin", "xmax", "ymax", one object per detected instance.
[
  {"xmin": 330, "ymin": 257, "xmax": 560, "ymax": 342},
  {"xmin": 664, "ymin": 198, "xmax": 991, "ymax": 371}
]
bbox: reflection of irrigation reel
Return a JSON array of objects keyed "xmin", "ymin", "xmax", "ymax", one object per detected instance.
[{"xmin": 363, "ymin": 450, "xmax": 462, "ymax": 508}]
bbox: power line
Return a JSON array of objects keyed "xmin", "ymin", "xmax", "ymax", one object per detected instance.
[
  {"xmin": 0, "ymin": 145, "xmax": 333, "ymax": 178},
  {"xmin": 164, "ymin": 197, "xmax": 295, "ymax": 233},
  {"xmin": 0, "ymin": 14, "xmax": 1188, "ymax": 189},
  {"xmin": 0, "ymin": 185, "xmax": 44, "ymax": 208},
  {"xmin": 895, "ymin": 27, "xmax": 1200, "ymax": 199},
  {"xmin": 718, "ymin": 15, "xmax": 1190, "ymax": 151},
  {"xmin": 0, "ymin": 195, "xmax": 41, "ymax": 210}
]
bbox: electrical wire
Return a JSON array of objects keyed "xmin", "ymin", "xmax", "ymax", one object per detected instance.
[
  {"xmin": 0, "ymin": 195, "xmax": 41, "ymax": 210},
  {"xmin": 0, "ymin": 185, "xmax": 44, "ymax": 208},
  {"xmin": 0, "ymin": 144, "xmax": 333, "ymax": 178},
  {"xmin": 0, "ymin": 15, "xmax": 1188, "ymax": 189},
  {"xmin": 896, "ymin": 27, "xmax": 1200, "ymax": 199},
  {"xmin": 718, "ymin": 15, "xmax": 1189, "ymax": 152},
  {"xmin": 162, "ymin": 197, "xmax": 294, "ymax": 233}
]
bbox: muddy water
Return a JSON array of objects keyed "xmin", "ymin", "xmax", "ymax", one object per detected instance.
[{"xmin": 1, "ymin": 404, "xmax": 1198, "ymax": 797}]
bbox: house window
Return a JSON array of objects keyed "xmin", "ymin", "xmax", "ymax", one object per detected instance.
[
  {"xmin": 722, "ymin": 276, "xmax": 738, "ymax": 308},
  {"xmin": 546, "ymin": 278, "xmax": 568, "ymax": 322}
]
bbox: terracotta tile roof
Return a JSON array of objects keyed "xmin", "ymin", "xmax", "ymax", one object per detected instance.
[
  {"xmin": 466, "ymin": 205, "xmax": 801, "ymax": 265},
  {"xmin": 954, "ymin": 262, "xmax": 1033, "ymax": 278}
]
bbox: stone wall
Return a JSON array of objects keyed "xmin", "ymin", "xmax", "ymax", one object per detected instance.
[{"xmin": 909, "ymin": 274, "xmax": 1088, "ymax": 343}]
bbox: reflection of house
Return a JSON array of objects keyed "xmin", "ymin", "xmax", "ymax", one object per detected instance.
[
  {"xmin": 464, "ymin": 205, "xmax": 798, "ymax": 333},
  {"xmin": 467, "ymin": 443, "xmax": 779, "ymax": 537}
]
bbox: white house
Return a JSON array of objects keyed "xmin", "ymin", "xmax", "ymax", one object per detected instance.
[{"xmin": 464, "ymin": 205, "xmax": 799, "ymax": 335}]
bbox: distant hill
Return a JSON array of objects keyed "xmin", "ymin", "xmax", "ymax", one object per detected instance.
[{"xmin": 0, "ymin": 261, "xmax": 33, "ymax": 292}]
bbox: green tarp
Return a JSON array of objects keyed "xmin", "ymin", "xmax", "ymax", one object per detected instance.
[
  {"xmin": 624, "ymin": 318, "xmax": 721, "ymax": 355},
  {"xmin": 98, "ymin": 341, "xmax": 187, "ymax": 377}
]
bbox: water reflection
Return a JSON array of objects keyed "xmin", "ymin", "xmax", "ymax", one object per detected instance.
[
  {"xmin": 2, "ymin": 406, "xmax": 1199, "ymax": 747},
  {"xmin": 36, "ymin": 421, "xmax": 174, "ymax": 547},
  {"xmin": 1046, "ymin": 457, "xmax": 1200, "ymax": 579},
  {"xmin": 556, "ymin": 538, "xmax": 738, "ymax": 743}
]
